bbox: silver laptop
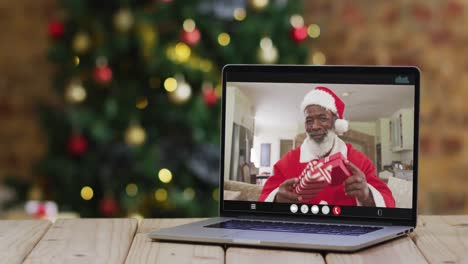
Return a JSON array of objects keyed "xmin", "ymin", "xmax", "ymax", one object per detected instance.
[{"xmin": 149, "ymin": 65, "xmax": 420, "ymax": 251}]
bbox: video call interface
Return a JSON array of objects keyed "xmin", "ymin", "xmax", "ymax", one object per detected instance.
[{"xmin": 222, "ymin": 71, "xmax": 417, "ymax": 219}]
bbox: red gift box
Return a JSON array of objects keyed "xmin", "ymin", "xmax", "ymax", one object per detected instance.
[{"xmin": 294, "ymin": 152, "xmax": 351, "ymax": 197}]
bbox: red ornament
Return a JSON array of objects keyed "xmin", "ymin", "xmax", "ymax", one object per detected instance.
[
  {"xmin": 36, "ymin": 204, "xmax": 47, "ymax": 217},
  {"xmin": 99, "ymin": 197, "xmax": 119, "ymax": 217},
  {"xmin": 93, "ymin": 65, "xmax": 113, "ymax": 85},
  {"xmin": 290, "ymin": 26, "xmax": 308, "ymax": 43},
  {"xmin": 48, "ymin": 20, "xmax": 65, "ymax": 39},
  {"xmin": 181, "ymin": 28, "xmax": 201, "ymax": 46},
  {"xmin": 67, "ymin": 134, "xmax": 88, "ymax": 156},
  {"xmin": 203, "ymin": 88, "xmax": 218, "ymax": 106}
]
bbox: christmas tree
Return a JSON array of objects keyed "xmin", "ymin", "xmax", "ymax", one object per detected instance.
[{"xmin": 35, "ymin": 0, "xmax": 310, "ymax": 218}]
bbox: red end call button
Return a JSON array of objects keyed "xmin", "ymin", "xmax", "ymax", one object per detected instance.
[{"xmin": 332, "ymin": 206, "xmax": 341, "ymax": 215}]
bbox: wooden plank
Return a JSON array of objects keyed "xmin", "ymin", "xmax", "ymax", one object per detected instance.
[
  {"xmin": 23, "ymin": 218, "xmax": 137, "ymax": 264},
  {"xmin": 226, "ymin": 247, "xmax": 325, "ymax": 264},
  {"xmin": 0, "ymin": 220, "xmax": 51, "ymax": 264},
  {"xmin": 125, "ymin": 218, "xmax": 224, "ymax": 264},
  {"xmin": 326, "ymin": 236, "xmax": 427, "ymax": 264},
  {"xmin": 412, "ymin": 215, "xmax": 468, "ymax": 263}
]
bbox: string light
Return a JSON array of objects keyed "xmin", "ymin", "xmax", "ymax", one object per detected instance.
[
  {"xmin": 308, "ymin": 24, "xmax": 321, "ymax": 38},
  {"xmin": 290, "ymin": 14, "xmax": 304, "ymax": 28},
  {"xmin": 125, "ymin": 124, "xmax": 146, "ymax": 146},
  {"xmin": 155, "ymin": 188, "xmax": 168, "ymax": 202},
  {"xmin": 183, "ymin": 19, "xmax": 196, "ymax": 32},
  {"xmin": 183, "ymin": 187, "xmax": 195, "ymax": 200},
  {"xmin": 126, "ymin": 183, "xmax": 138, "ymax": 197},
  {"xmin": 158, "ymin": 168, "xmax": 173, "ymax": 183},
  {"xmin": 233, "ymin": 8, "xmax": 246, "ymax": 21},
  {"xmin": 217, "ymin": 33, "xmax": 230, "ymax": 46},
  {"xmin": 175, "ymin": 42, "xmax": 191, "ymax": 62},
  {"xmin": 260, "ymin": 37, "xmax": 273, "ymax": 49},
  {"xmin": 258, "ymin": 37, "xmax": 278, "ymax": 64},
  {"xmin": 251, "ymin": 0, "xmax": 269, "ymax": 10},
  {"xmin": 312, "ymin": 51, "xmax": 326, "ymax": 64},
  {"xmin": 169, "ymin": 78, "xmax": 192, "ymax": 104},
  {"xmin": 212, "ymin": 188, "xmax": 219, "ymax": 201},
  {"xmin": 65, "ymin": 82, "xmax": 86, "ymax": 103},
  {"xmin": 136, "ymin": 98, "xmax": 148, "ymax": 109},
  {"xmin": 164, "ymin": 77, "xmax": 177, "ymax": 92},
  {"xmin": 81, "ymin": 186, "xmax": 94, "ymax": 200}
]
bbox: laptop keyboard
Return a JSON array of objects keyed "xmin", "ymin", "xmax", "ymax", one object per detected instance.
[{"xmin": 205, "ymin": 220, "xmax": 382, "ymax": 236}]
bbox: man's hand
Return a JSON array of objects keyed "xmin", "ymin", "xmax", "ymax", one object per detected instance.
[
  {"xmin": 344, "ymin": 160, "xmax": 375, "ymax": 206},
  {"xmin": 274, "ymin": 178, "xmax": 302, "ymax": 203}
]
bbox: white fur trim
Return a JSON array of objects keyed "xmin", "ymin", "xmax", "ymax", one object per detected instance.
[
  {"xmin": 264, "ymin": 187, "xmax": 279, "ymax": 202},
  {"xmin": 299, "ymin": 135, "xmax": 348, "ymax": 163},
  {"xmin": 356, "ymin": 184, "xmax": 387, "ymax": 207},
  {"xmin": 300, "ymin": 89, "xmax": 337, "ymax": 115},
  {"xmin": 334, "ymin": 119, "xmax": 349, "ymax": 135}
]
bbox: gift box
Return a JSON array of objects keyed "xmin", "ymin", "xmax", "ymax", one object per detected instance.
[{"xmin": 294, "ymin": 152, "xmax": 351, "ymax": 198}]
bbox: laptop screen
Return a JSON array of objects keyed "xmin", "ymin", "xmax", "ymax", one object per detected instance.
[{"xmin": 221, "ymin": 65, "xmax": 419, "ymax": 222}]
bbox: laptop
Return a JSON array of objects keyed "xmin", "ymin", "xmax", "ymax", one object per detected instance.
[{"xmin": 149, "ymin": 65, "xmax": 420, "ymax": 251}]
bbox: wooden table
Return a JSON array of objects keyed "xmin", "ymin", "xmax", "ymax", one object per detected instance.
[{"xmin": 1, "ymin": 216, "xmax": 467, "ymax": 264}]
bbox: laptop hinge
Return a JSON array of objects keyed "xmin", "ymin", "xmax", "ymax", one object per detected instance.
[{"xmin": 235, "ymin": 215, "xmax": 395, "ymax": 226}]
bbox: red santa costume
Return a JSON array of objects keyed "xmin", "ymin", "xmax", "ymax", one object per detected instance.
[{"xmin": 258, "ymin": 87, "xmax": 395, "ymax": 208}]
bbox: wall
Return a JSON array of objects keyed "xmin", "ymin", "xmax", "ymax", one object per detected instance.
[
  {"xmin": 224, "ymin": 85, "xmax": 254, "ymax": 179},
  {"xmin": 304, "ymin": 0, "xmax": 468, "ymax": 214},
  {"xmin": 0, "ymin": 0, "xmax": 56, "ymax": 180},
  {"xmin": 349, "ymin": 122, "xmax": 376, "ymax": 137},
  {"xmin": 253, "ymin": 125, "xmax": 297, "ymax": 174},
  {"xmin": 376, "ymin": 118, "xmax": 400, "ymax": 168}
]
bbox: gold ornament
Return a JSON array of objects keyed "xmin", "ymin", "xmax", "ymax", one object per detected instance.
[
  {"xmin": 80, "ymin": 186, "xmax": 94, "ymax": 200},
  {"xmin": 126, "ymin": 183, "xmax": 138, "ymax": 197},
  {"xmin": 217, "ymin": 33, "xmax": 230, "ymax": 46},
  {"xmin": 168, "ymin": 79, "xmax": 192, "ymax": 104},
  {"xmin": 125, "ymin": 124, "xmax": 146, "ymax": 146},
  {"xmin": 175, "ymin": 42, "xmax": 191, "ymax": 62},
  {"xmin": 233, "ymin": 8, "xmax": 246, "ymax": 21},
  {"xmin": 311, "ymin": 51, "xmax": 326, "ymax": 65},
  {"xmin": 114, "ymin": 8, "xmax": 134, "ymax": 32},
  {"xmin": 154, "ymin": 188, "xmax": 168, "ymax": 202},
  {"xmin": 164, "ymin": 77, "xmax": 177, "ymax": 92},
  {"xmin": 72, "ymin": 32, "xmax": 91, "ymax": 54},
  {"xmin": 250, "ymin": 0, "xmax": 269, "ymax": 10},
  {"xmin": 136, "ymin": 97, "xmax": 148, "ymax": 109},
  {"xmin": 65, "ymin": 81, "xmax": 87, "ymax": 103},
  {"xmin": 158, "ymin": 168, "xmax": 173, "ymax": 183},
  {"xmin": 308, "ymin": 24, "xmax": 321, "ymax": 38}
]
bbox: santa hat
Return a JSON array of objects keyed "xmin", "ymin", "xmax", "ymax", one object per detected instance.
[{"xmin": 300, "ymin": 86, "xmax": 349, "ymax": 135}]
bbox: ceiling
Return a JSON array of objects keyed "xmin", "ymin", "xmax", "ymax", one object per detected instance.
[{"xmin": 228, "ymin": 82, "xmax": 415, "ymax": 130}]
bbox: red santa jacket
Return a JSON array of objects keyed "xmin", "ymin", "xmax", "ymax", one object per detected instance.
[{"xmin": 258, "ymin": 142, "xmax": 395, "ymax": 207}]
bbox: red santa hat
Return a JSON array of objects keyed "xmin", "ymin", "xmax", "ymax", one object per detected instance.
[{"xmin": 300, "ymin": 86, "xmax": 349, "ymax": 135}]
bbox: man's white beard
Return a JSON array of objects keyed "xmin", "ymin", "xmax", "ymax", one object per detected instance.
[{"xmin": 309, "ymin": 130, "xmax": 336, "ymax": 158}]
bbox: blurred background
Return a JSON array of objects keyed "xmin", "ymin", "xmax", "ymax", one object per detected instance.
[{"xmin": 1, "ymin": 0, "xmax": 467, "ymax": 220}]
